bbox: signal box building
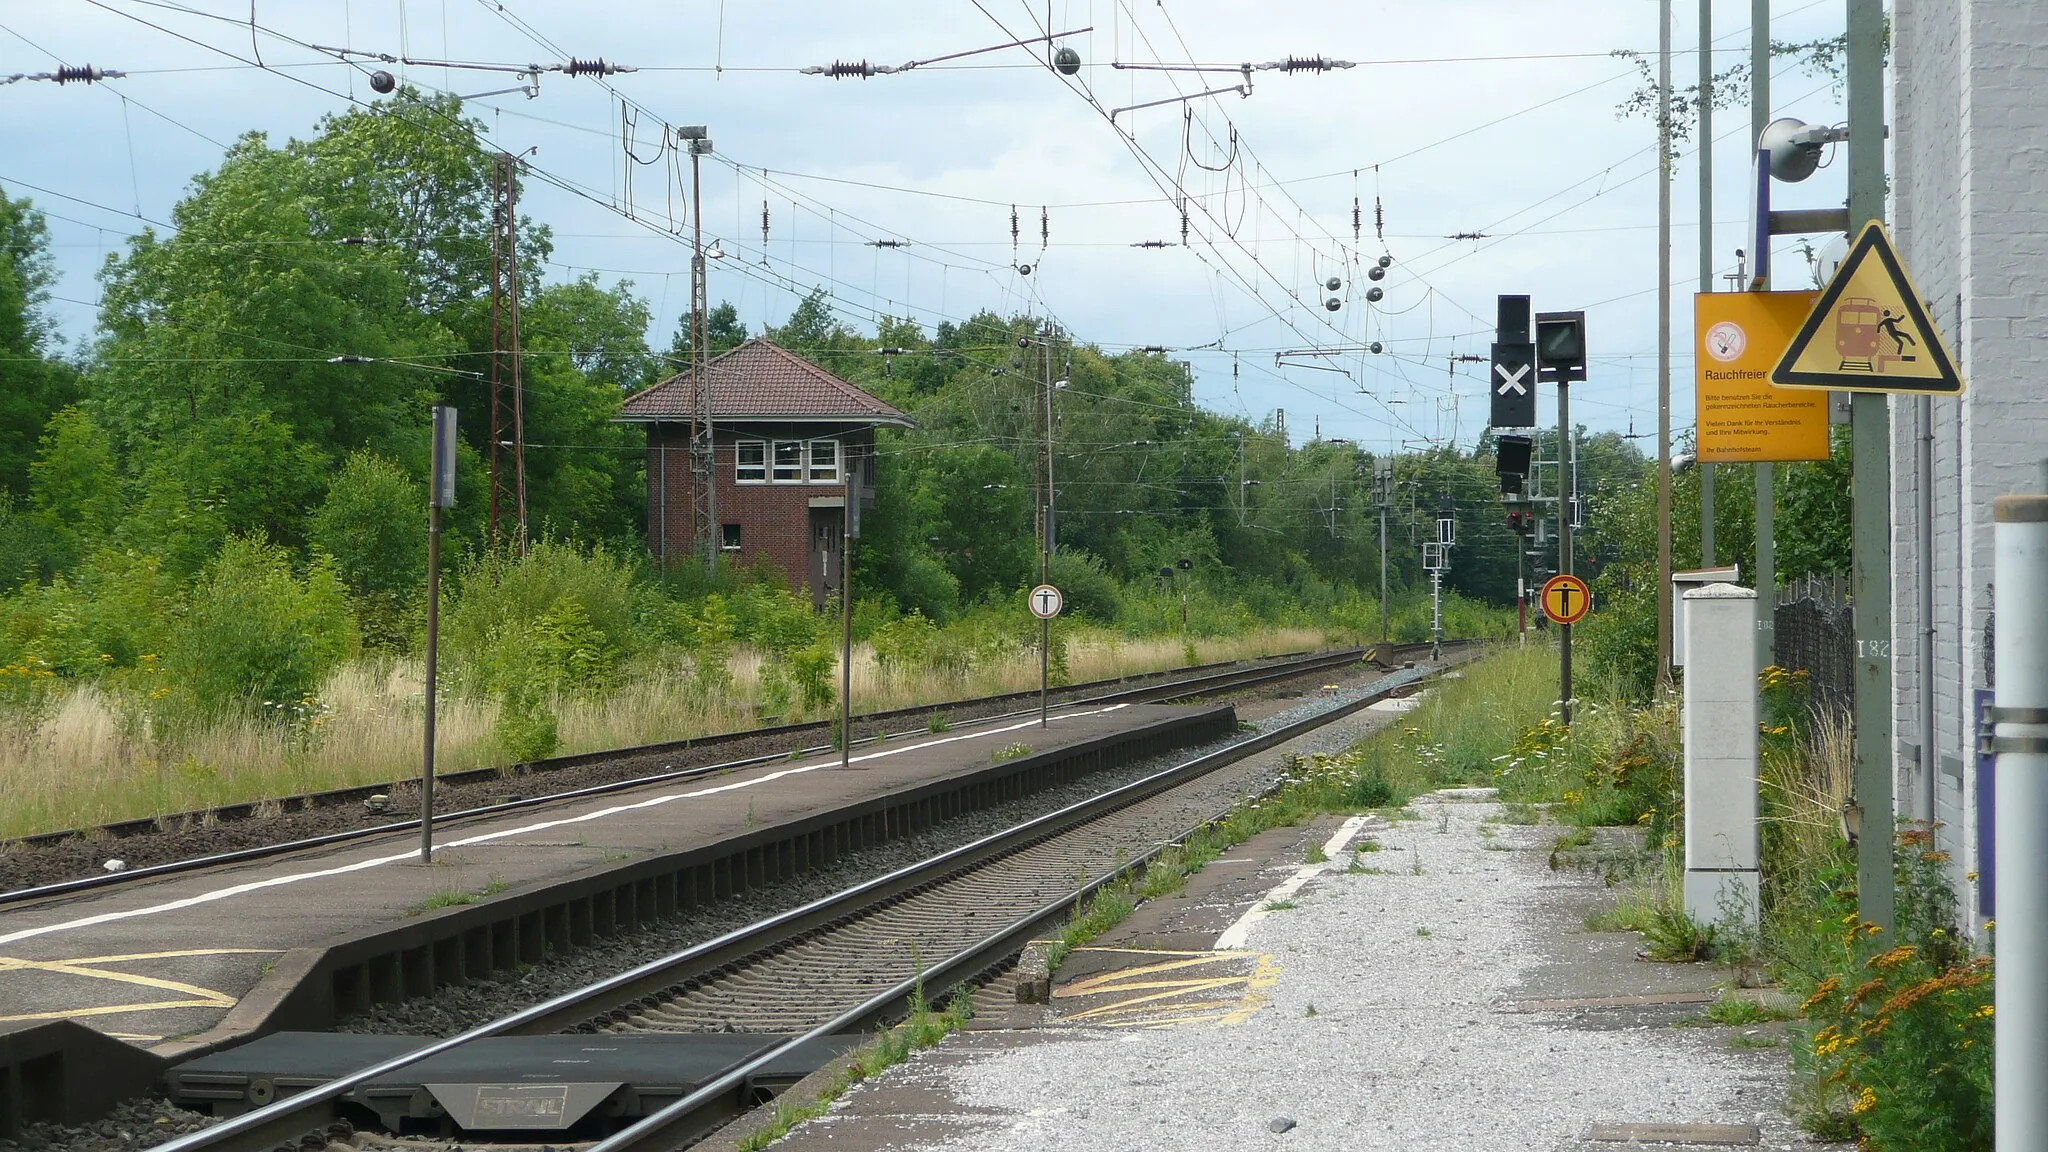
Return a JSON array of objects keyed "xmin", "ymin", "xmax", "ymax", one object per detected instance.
[{"xmin": 618, "ymin": 339, "xmax": 912, "ymax": 609}]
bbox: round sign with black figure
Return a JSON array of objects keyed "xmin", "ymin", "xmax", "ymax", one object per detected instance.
[{"xmin": 1028, "ymin": 584, "xmax": 1064, "ymax": 620}]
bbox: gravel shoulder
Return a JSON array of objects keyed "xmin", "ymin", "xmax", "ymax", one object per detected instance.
[{"xmin": 766, "ymin": 793, "xmax": 1822, "ymax": 1152}]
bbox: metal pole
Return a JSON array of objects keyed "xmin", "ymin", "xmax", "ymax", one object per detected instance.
[
  {"xmin": 840, "ymin": 465, "xmax": 854, "ymax": 768},
  {"xmin": 1917, "ymin": 396, "xmax": 1936, "ymax": 824},
  {"xmin": 1698, "ymin": 0, "xmax": 1715, "ymax": 567},
  {"xmin": 1993, "ymin": 491, "xmax": 2048, "ymax": 1152},
  {"xmin": 1752, "ymin": 0, "xmax": 1776, "ymax": 676},
  {"xmin": 1560, "ymin": 380, "xmax": 1575, "ymax": 724},
  {"xmin": 1041, "ymin": 328, "xmax": 1053, "ymax": 729},
  {"xmin": 1379, "ymin": 505, "xmax": 1389, "ymax": 644},
  {"xmin": 421, "ymin": 500, "xmax": 441, "ymax": 864},
  {"xmin": 1655, "ymin": 0, "xmax": 1676, "ymax": 687},
  {"xmin": 1430, "ymin": 569, "xmax": 1442, "ymax": 660},
  {"xmin": 692, "ymin": 145, "xmax": 716, "ymax": 570},
  {"xmin": 1847, "ymin": 0, "xmax": 1894, "ymax": 940},
  {"xmin": 505, "ymin": 163, "xmax": 527, "ymax": 556}
]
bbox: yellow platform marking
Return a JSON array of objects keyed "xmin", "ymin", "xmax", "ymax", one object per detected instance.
[
  {"xmin": 0, "ymin": 948, "xmax": 278, "ymax": 1023},
  {"xmin": 1053, "ymin": 948, "xmax": 1280, "ymax": 1029}
]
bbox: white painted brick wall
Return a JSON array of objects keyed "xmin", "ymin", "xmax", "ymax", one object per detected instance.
[{"xmin": 1891, "ymin": 0, "xmax": 2048, "ymax": 921}]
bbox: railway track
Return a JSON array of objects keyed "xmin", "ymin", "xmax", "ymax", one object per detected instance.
[
  {"xmin": 3, "ymin": 642, "xmax": 1440, "ymax": 907},
  {"xmin": 147, "ymin": 645, "xmax": 1471, "ymax": 1152}
]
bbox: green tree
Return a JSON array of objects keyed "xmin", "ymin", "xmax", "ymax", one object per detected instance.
[
  {"xmin": 663, "ymin": 301, "xmax": 747, "ymax": 364},
  {"xmin": 0, "ymin": 189, "xmax": 78, "ymax": 496},
  {"xmin": 164, "ymin": 534, "xmax": 357, "ymax": 724},
  {"xmin": 1777, "ymin": 426, "xmax": 1852, "ymax": 580},
  {"xmin": 28, "ymin": 406, "xmax": 123, "ymax": 554},
  {"xmin": 309, "ymin": 450, "xmax": 425, "ymax": 648}
]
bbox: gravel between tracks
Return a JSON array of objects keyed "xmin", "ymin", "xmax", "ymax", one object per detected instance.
[{"xmin": 0, "ymin": 657, "xmax": 1367, "ymax": 892}]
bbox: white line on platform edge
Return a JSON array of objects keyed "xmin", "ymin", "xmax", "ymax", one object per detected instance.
[
  {"xmin": 0, "ymin": 704, "xmax": 1134, "ymax": 947},
  {"xmin": 1212, "ymin": 814, "xmax": 1372, "ymax": 951}
]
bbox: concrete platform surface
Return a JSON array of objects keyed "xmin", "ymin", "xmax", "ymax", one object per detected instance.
[
  {"xmin": 0, "ymin": 701, "xmax": 1216, "ymax": 1049},
  {"xmin": 749, "ymin": 795, "xmax": 1822, "ymax": 1152}
]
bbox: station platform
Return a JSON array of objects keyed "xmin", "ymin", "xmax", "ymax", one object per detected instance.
[
  {"xmin": 0, "ymin": 700, "xmax": 1232, "ymax": 1071},
  {"xmin": 723, "ymin": 794, "xmax": 1811, "ymax": 1152}
]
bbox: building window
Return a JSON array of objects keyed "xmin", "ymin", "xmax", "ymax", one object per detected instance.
[
  {"xmin": 736, "ymin": 440, "xmax": 766, "ymax": 483},
  {"xmin": 772, "ymin": 440, "xmax": 804, "ymax": 482},
  {"xmin": 808, "ymin": 438, "xmax": 839, "ymax": 483},
  {"xmin": 720, "ymin": 523, "xmax": 742, "ymax": 551}
]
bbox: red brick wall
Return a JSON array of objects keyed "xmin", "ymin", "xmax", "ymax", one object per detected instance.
[{"xmin": 643, "ymin": 424, "xmax": 876, "ymax": 600}]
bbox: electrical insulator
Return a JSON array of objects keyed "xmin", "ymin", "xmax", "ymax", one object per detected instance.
[
  {"xmin": 1365, "ymin": 286, "xmax": 1385, "ymax": 303},
  {"xmin": 1325, "ymin": 277, "xmax": 1342, "ymax": 292},
  {"xmin": 1367, "ymin": 265, "xmax": 1385, "ymax": 282},
  {"xmin": 1054, "ymin": 46, "xmax": 1082, "ymax": 75},
  {"xmin": 1377, "ymin": 254, "xmax": 1393, "ymax": 270},
  {"xmin": 1325, "ymin": 297, "xmax": 1341, "ymax": 312},
  {"xmin": 369, "ymin": 70, "xmax": 397, "ymax": 93},
  {"xmin": 1369, "ymin": 341, "xmax": 1384, "ymax": 354}
]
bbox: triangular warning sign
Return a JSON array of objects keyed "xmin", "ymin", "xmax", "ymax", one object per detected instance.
[{"xmin": 1771, "ymin": 221, "xmax": 1964, "ymax": 395}]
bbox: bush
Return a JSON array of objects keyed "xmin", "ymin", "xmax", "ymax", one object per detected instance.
[
  {"xmin": 730, "ymin": 583, "xmax": 826, "ymax": 655},
  {"xmin": 890, "ymin": 550, "xmax": 960, "ymax": 621},
  {"xmin": 163, "ymin": 535, "xmax": 357, "ymax": 725},
  {"xmin": 443, "ymin": 537, "xmax": 652, "ymax": 696},
  {"xmin": 1047, "ymin": 547, "xmax": 1120, "ymax": 623},
  {"xmin": 789, "ymin": 642, "xmax": 837, "ymax": 713},
  {"xmin": 309, "ymin": 451, "xmax": 425, "ymax": 649},
  {"xmin": 494, "ymin": 686, "xmax": 560, "ymax": 762},
  {"xmin": 1793, "ymin": 829, "xmax": 1990, "ymax": 1149}
]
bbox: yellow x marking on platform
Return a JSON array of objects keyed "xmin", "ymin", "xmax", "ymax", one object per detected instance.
[
  {"xmin": 1054, "ymin": 948, "xmax": 1281, "ymax": 1029},
  {"xmin": 0, "ymin": 948, "xmax": 277, "ymax": 1023}
]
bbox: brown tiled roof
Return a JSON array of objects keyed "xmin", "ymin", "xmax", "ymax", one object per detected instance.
[{"xmin": 618, "ymin": 339, "xmax": 912, "ymax": 425}]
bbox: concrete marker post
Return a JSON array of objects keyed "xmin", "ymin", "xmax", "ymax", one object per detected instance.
[
  {"xmin": 1681, "ymin": 583, "xmax": 1760, "ymax": 928},
  {"xmin": 1994, "ymin": 493, "xmax": 2048, "ymax": 1152}
]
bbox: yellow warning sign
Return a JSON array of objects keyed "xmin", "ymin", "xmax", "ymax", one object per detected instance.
[
  {"xmin": 1772, "ymin": 222, "xmax": 1963, "ymax": 394},
  {"xmin": 1540, "ymin": 574, "xmax": 1591, "ymax": 627},
  {"xmin": 1695, "ymin": 291, "xmax": 1831, "ymax": 463}
]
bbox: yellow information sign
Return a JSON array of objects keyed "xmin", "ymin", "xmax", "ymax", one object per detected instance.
[
  {"xmin": 1772, "ymin": 222, "xmax": 1964, "ymax": 395},
  {"xmin": 1695, "ymin": 291, "xmax": 1832, "ymax": 463}
]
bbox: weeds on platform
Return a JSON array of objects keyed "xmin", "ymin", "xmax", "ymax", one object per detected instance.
[
  {"xmin": 1044, "ymin": 877, "xmax": 1138, "ymax": 971},
  {"xmin": 1780, "ymin": 828, "xmax": 1991, "ymax": 1149},
  {"xmin": 734, "ymin": 982, "xmax": 975, "ymax": 1152}
]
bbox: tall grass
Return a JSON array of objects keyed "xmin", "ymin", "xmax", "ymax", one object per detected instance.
[{"xmin": 0, "ymin": 625, "xmax": 1321, "ymax": 840}]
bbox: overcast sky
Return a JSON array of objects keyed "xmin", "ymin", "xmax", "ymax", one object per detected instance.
[{"xmin": 3, "ymin": 1, "xmax": 1853, "ymax": 453}]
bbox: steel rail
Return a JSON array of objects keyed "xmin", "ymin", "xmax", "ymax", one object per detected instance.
[
  {"xmin": 1, "ymin": 645, "xmax": 1414, "ymax": 907},
  {"xmin": 149, "ymin": 651, "xmax": 1461, "ymax": 1152}
]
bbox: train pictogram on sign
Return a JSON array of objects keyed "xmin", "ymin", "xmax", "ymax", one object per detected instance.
[
  {"xmin": 1771, "ymin": 222, "xmax": 1963, "ymax": 395},
  {"xmin": 1540, "ymin": 574, "xmax": 1591, "ymax": 627}
]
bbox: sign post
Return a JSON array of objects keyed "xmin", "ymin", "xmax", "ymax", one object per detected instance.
[
  {"xmin": 422, "ymin": 406, "xmax": 457, "ymax": 864},
  {"xmin": 840, "ymin": 462, "xmax": 860, "ymax": 769},
  {"xmin": 1029, "ymin": 584, "xmax": 1063, "ymax": 727},
  {"xmin": 1541, "ymin": 572, "xmax": 1591, "ymax": 717},
  {"xmin": 1773, "ymin": 216, "xmax": 1964, "ymax": 946}
]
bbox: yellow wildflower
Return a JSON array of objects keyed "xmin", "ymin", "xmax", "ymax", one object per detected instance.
[{"xmin": 1851, "ymin": 1087, "xmax": 1878, "ymax": 1116}]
